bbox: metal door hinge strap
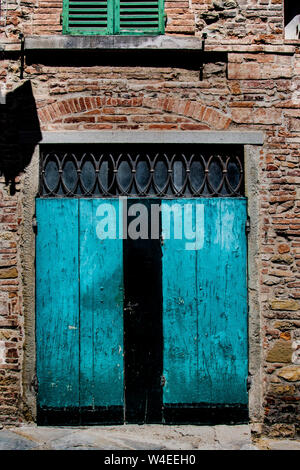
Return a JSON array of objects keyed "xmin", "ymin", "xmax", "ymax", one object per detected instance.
[
  {"xmin": 32, "ymin": 373, "xmax": 38, "ymax": 393},
  {"xmin": 199, "ymin": 32, "xmax": 207, "ymax": 81}
]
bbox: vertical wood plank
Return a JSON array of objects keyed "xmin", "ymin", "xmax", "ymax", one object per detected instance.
[
  {"xmin": 162, "ymin": 198, "xmax": 248, "ymax": 406},
  {"xmin": 62, "ymin": 0, "xmax": 69, "ymax": 34},
  {"xmin": 199, "ymin": 199, "xmax": 248, "ymax": 405},
  {"xmin": 36, "ymin": 198, "xmax": 79, "ymax": 408},
  {"xmin": 161, "ymin": 200, "xmax": 199, "ymax": 404},
  {"xmin": 159, "ymin": 0, "xmax": 165, "ymax": 34},
  {"xmin": 79, "ymin": 199, "xmax": 124, "ymax": 408}
]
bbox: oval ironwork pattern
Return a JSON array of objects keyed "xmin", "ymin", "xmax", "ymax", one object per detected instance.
[{"xmin": 40, "ymin": 145, "xmax": 244, "ymax": 198}]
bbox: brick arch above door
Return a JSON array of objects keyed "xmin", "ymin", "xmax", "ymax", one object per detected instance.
[{"xmin": 37, "ymin": 96, "xmax": 232, "ymax": 131}]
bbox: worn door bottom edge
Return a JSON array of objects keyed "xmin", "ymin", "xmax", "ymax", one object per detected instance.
[{"xmin": 37, "ymin": 404, "xmax": 248, "ymax": 426}]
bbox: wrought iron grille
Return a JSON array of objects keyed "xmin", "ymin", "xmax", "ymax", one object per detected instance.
[{"xmin": 39, "ymin": 145, "xmax": 244, "ymax": 198}]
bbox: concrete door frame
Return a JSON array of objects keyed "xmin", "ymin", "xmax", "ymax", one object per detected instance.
[{"xmin": 20, "ymin": 131, "xmax": 264, "ymax": 425}]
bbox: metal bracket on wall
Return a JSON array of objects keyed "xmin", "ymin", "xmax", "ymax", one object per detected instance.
[
  {"xmin": 245, "ymin": 216, "xmax": 251, "ymax": 235},
  {"xmin": 19, "ymin": 33, "xmax": 25, "ymax": 80},
  {"xmin": 199, "ymin": 32, "xmax": 207, "ymax": 81},
  {"xmin": 247, "ymin": 373, "xmax": 252, "ymax": 391}
]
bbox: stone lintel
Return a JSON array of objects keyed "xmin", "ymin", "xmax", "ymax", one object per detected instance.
[{"xmin": 36, "ymin": 130, "xmax": 264, "ymax": 145}]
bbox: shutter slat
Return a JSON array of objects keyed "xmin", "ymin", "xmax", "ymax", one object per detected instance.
[
  {"xmin": 120, "ymin": 14, "xmax": 158, "ymax": 18},
  {"xmin": 69, "ymin": 1, "xmax": 107, "ymax": 4},
  {"xmin": 121, "ymin": 8, "xmax": 158, "ymax": 11},
  {"xmin": 120, "ymin": 2, "xmax": 159, "ymax": 4},
  {"xmin": 70, "ymin": 9, "xmax": 107, "ymax": 11},
  {"xmin": 69, "ymin": 15, "xmax": 107, "ymax": 18}
]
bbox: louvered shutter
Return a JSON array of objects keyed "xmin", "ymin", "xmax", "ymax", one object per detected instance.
[
  {"xmin": 116, "ymin": 0, "xmax": 164, "ymax": 34},
  {"xmin": 63, "ymin": 0, "xmax": 114, "ymax": 35},
  {"xmin": 63, "ymin": 0, "xmax": 164, "ymax": 35}
]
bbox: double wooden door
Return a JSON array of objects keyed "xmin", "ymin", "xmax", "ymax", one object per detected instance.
[{"xmin": 36, "ymin": 197, "xmax": 248, "ymax": 425}]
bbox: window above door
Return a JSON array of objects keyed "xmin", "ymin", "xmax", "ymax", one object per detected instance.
[
  {"xmin": 39, "ymin": 144, "xmax": 244, "ymax": 198},
  {"xmin": 62, "ymin": 0, "xmax": 165, "ymax": 36}
]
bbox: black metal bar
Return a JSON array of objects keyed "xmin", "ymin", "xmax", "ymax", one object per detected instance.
[
  {"xmin": 19, "ymin": 33, "xmax": 25, "ymax": 80},
  {"xmin": 199, "ymin": 32, "xmax": 207, "ymax": 81}
]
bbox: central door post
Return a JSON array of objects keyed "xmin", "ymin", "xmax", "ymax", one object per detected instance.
[{"xmin": 123, "ymin": 199, "xmax": 163, "ymax": 424}]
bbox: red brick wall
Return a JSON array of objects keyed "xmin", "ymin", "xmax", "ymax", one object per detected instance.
[
  {"xmin": 0, "ymin": 180, "xmax": 23, "ymax": 425},
  {"xmin": 1, "ymin": 0, "xmax": 286, "ymax": 49}
]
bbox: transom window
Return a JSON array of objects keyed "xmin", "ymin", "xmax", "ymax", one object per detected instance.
[
  {"xmin": 39, "ymin": 145, "xmax": 244, "ymax": 198},
  {"xmin": 62, "ymin": 0, "xmax": 165, "ymax": 35}
]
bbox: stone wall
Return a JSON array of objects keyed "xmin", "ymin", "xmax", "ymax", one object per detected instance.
[
  {"xmin": 1, "ymin": 0, "xmax": 287, "ymax": 50},
  {"xmin": 0, "ymin": 0, "xmax": 299, "ymax": 437},
  {"xmin": 0, "ymin": 160, "xmax": 23, "ymax": 425}
]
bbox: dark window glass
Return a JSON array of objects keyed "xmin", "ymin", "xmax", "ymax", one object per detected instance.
[
  {"xmin": 208, "ymin": 158, "xmax": 223, "ymax": 193},
  {"xmin": 81, "ymin": 159, "xmax": 96, "ymax": 192},
  {"xmin": 44, "ymin": 158, "xmax": 60, "ymax": 192},
  {"xmin": 62, "ymin": 158, "xmax": 78, "ymax": 193},
  {"xmin": 154, "ymin": 158, "xmax": 168, "ymax": 193},
  {"xmin": 136, "ymin": 159, "xmax": 151, "ymax": 193}
]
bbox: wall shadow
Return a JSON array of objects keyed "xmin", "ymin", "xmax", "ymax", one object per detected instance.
[
  {"xmin": 26, "ymin": 49, "xmax": 227, "ymax": 71},
  {"xmin": 0, "ymin": 80, "xmax": 42, "ymax": 194},
  {"xmin": 284, "ymin": 1, "xmax": 300, "ymax": 25}
]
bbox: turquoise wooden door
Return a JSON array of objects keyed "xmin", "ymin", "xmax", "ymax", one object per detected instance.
[
  {"xmin": 36, "ymin": 196, "xmax": 248, "ymax": 423},
  {"xmin": 36, "ymin": 198, "xmax": 123, "ymax": 424},
  {"xmin": 161, "ymin": 198, "xmax": 248, "ymax": 418}
]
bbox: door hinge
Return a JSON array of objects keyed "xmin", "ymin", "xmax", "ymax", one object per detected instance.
[
  {"xmin": 160, "ymin": 375, "xmax": 166, "ymax": 387},
  {"xmin": 245, "ymin": 217, "xmax": 250, "ymax": 235},
  {"xmin": 32, "ymin": 373, "xmax": 38, "ymax": 393},
  {"xmin": 247, "ymin": 373, "xmax": 252, "ymax": 392},
  {"xmin": 32, "ymin": 216, "xmax": 37, "ymax": 234}
]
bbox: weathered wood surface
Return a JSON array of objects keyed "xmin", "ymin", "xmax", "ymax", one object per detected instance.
[
  {"xmin": 36, "ymin": 198, "xmax": 124, "ymax": 410},
  {"xmin": 162, "ymin": 198, "xmax": 248, "ymax": 406},
  {"xmin": 37, "ymin": 196, "xmax": 247, "ymax": 413},
  {"xmin": 79, "ymin": 199, "xmax": 124, "ymax": 408}
]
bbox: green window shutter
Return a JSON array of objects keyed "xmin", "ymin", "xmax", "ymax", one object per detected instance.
[
  {"xmin": 116, "ymin": 0, "xmax": 164, "ymax": 35},
  {"xmin": 62, "ymin": 0, "xmax": 164, "ymax": 35},
  {"xmin": 63, "ymin": 0, "xmax": 114, "ymax": 35}
]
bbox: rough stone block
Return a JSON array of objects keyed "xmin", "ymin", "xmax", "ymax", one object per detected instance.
[
  {"xmin": 270, "ymin": 300, "xmax": 299, "ymax": 311},
  {"xmin": 266, "ymin": 340, "xmax": 293, "ymax": 363},
  {"xmin": 277, "ymin": 366, "xmax": 300, "ymax": 382}
]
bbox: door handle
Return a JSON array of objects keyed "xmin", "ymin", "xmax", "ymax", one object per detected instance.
[{"xmin": 124, "ymin": 301, "xmax": 139, "ymax": 312}]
